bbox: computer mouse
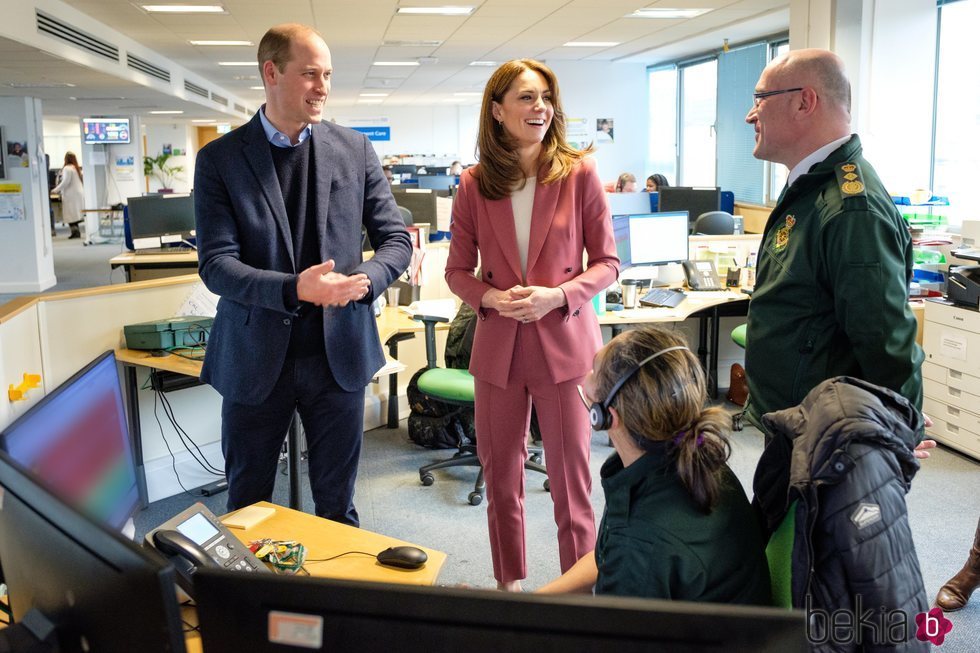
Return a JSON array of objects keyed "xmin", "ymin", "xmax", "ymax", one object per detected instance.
[{"xmin": 376, "ymin": 545, "xmax": 428, "ymax": 570}]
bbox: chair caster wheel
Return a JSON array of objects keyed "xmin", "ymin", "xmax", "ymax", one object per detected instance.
[
  {"xmin": 420, "ymin": 473, "xmax": 434, "ymax": 486},
  {"xmin": 468, "ymin": 491, "xmax": 483, "ymax": 506},
  {"xmin": 543, "ymin": 479, "xmax": 550, "ymax": 492},
  {"xmin": 530, "ymin": 454, "xmax": 542, "ymax": 465}
]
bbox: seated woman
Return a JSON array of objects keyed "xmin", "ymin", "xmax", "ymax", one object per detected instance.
[
  {"xmin": 614, "ymin": 172, "xmax": 637, "ymax": 193},
  {"xmin": 646, "ymin": 173, "xmax": 670, "ymax": 192},
  {"xmin": 538, "ymin": 326, "xmax": 771, "ymax": 605}
]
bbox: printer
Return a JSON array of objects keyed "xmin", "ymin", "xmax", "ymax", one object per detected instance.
[{"xmin": 947, "ymin": 249, "xmax": 980, "ymax": 310}]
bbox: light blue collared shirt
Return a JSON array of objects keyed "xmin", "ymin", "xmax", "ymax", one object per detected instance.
[{"xmin": 259, "ymin": 104, "xmax": 312, "ymax": 148}]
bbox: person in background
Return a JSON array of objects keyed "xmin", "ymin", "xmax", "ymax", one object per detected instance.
[
  {"xmin": 194, "ymin": 23, "xmax": 411, "ymax": 525},
  {"xmin": 935, "ymin": 517, "xmax": 980, "ymax": 611},
  {"xmin": 382, "ymin": 165, "xmax": 394, "ymax": 184},
  {"xmin": 614, "ymin": 172, "xmax": 637, "ymax": 193},
  {"xmin": 538, "ymin": 327, "xmax": 771, "ymax": 604},
  {"xmin": 446, "ymin": 58, "xmax": 619, "ymax": 592},
  {"xmin": 742, "ymin": 48, "xmax": 930, "ymax": 441},
  {"xmin": 52, "ymin": 152, "xmax": 85, "ymax": 239},
  {"xmin": 645, "ymin": 173, "xmax": 669, "ymax": 192},
  {"xmin": 449, "ymin": 160, "xmax": 464, "ymax": 176}
]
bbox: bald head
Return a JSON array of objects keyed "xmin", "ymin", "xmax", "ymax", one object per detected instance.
[{"xmin": 769, "ymin": 49, "xmax": 851, "ymax": 117}]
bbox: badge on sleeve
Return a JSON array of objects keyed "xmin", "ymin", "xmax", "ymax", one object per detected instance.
[{"xmin": 773, "ymin": 215, "xmax": 796, "ymax": 252}]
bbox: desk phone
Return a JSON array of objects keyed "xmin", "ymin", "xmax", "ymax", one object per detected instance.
[
  {"xmin": 683, "ymin": 260, "xmax": 724, "ymax": 291},
  {"xmin": 146, "ymin": 502, "xmax": 268, "ymax": 594}
]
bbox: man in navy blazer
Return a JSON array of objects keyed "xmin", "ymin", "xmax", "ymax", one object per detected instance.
[{"xmin": 194, "ymin": 23, "xmax": 411, "ymax": 525}]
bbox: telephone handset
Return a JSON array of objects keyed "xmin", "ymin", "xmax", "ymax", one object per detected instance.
[
  {"xmin": 145, "ymin": 502, "xmax": 268, "ymax": 595},
  {"xmin": 683, "ymin": 260, "xmax": 724, "ymax": 291}
]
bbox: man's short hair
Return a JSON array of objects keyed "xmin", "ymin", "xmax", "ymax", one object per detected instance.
[{"xmin": 257, "ymin": 23, "xmax": 323, "ymax": 76}]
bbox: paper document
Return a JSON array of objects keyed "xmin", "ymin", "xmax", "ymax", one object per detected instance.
[
  {"xmin": 400, "ymin": 299, "xmax": 458, "ymax": 319},
  {"xmin": 436, "ymin": 196, "xmax": 453, "ymax": 232},
  {"xmin": 178, "ymin": 282, "xmax": 220, "ymax": 317}
]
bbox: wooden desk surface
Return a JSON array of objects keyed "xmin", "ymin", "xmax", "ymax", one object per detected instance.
[
  {"xmin": 110, "ymin": 251, "xmax": 199, "ymax": 266},
  {"xmin": 598, "ymin": 288, "xmax": 749, "ymax": 326},
  {"xmin": 183, "ymin": 501, "xmax": 446, "ymax": 652}
]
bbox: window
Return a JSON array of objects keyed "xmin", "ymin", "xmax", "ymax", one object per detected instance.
[
  {"xmin": 766, "ymin": 41, "xmax": 790, "ymax": 203},
  {"xmin": 932, "ymin": 0, "xmax": 978, "ymax": 227},
  {"xmin": 716, "ymin": 43, "xmax": 767, "ymax": 204},
  {"xmin": 647, "ymin": 67, "xmax": 678, "ymax": 186},
  {"xmin": 678, "ymin": 58, "xmax": 717, "ymax": 186}
]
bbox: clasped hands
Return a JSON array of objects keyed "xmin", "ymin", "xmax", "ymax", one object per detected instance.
[
  {"xmin": 297, "ymin": 259, "xmax": 370, "ymax": 307},
  {"xmin": 482, "ymin": 285, "xmax": 566, "ymax": 323}
]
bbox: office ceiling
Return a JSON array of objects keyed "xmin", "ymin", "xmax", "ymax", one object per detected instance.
[{"xmin": 0, "ymin": 0, "xmax": 789, "ymax": 123}]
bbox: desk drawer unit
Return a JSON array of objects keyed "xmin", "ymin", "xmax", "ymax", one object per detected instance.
[{"xmin": 923, "ymin": 301, "xmax": 980, "ymax": 461}]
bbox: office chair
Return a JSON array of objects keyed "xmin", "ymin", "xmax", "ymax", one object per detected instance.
[
  {"xmin": 412, "ymin": 313, "xmax": 547, "ymax": 506},
  {"xmin": 397, "ymin": 205, "xmax": 414, "ymax": 226},
  {"xmin": 729, "ymin": 323, "xmax": 748, "ymax": 430},
  {"xmin": 693, "ymin": 211, "xmax": 735, "ymax": 235}
]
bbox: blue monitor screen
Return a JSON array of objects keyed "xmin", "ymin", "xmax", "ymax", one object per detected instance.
[
  {"xmin": 83, "ymin": 117, "xmax": 131, "ymax": 144},
  {"xmin": 0, "ymin": 352, "xmax": 139, "ymax": 529},
  {"xmin": 613, "ymin": 214, "xmax": 631, "ymax": 269}
]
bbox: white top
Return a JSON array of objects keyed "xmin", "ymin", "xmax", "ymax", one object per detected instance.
[
  {"xmin": 787, "ymin": 134, "xmax": 852, "ymax": 188},
  {"xmin": 511, "ymin": 177, "xmax": 536, "ymax": 279},
  {"xmin": 52, "ymin": 165, "xmax": 85, "ymax": 224}
]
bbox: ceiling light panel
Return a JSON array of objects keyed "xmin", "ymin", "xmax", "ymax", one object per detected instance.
[
  {"xmin": 397, "ymin": 7, "xmax": 474, "ymax": 16},
  {"xmin": 629, "ymin": 9, "xmax": 712, "ymax": 20},
  {"xmin": 140, "ymin": 4, "xmax": 227, "ymax": 14}
]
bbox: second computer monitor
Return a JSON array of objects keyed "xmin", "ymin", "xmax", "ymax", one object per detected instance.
[
  {"xmin": 127, "ymin": 193, "xmax": 195, "ymax": 244},
  {"xmin": 657, "ymin": 186, "xmax": 721, "ymax": 231},
  {"xmin": 623, "ymin": 211, "xmax": 689, "ymax": 268}
]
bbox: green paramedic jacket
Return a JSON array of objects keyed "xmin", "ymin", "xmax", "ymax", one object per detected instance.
[{"xmin": 744, "ymin": 135, "xmax": 923, "ymax": 428}]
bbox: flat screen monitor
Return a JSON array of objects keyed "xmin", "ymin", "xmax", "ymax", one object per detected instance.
[
  {"xmin": 657, "ymin": 187, "xmax": 721, "ymax": 230},
  {"xmin": 416, "ymin": 174, "xmax": 456, "ymax": 191},
  {"xmin": 0, "ymin": 450, "xmax": 186, "ymax": 652},
  {"xmin": 390, "ymin": 164, "xmax": 417, "ymax": 175},
  {"xmin": 127, "ymin": 193, "xmax": 196, "ymax": 245},
  {"xmin": 624, "ymin": 211, "xmax": 690, "ymax": 267},
  {"xmin": 613, "ymin": 214, "xmax": 632, "ymax": 269},
  {"xmin": 607, "ymin": 192, "xmax": 655, "ymax": 217},
  {"xmin": 0, "ymin": 351, "xmax": 140, "ymax": 529},
  {"xmin": 82, "ymin": 117, "xmax": 131, "ymax": 144},
  {"xmin": 391, "ymin": 187, "xmax": 438, "ymax": 226},
  {"xmin": 194, "ymin": 568, "xmax": 806, "ymax": 652}
]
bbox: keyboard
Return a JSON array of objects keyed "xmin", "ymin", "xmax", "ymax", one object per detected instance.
[{"xmin": 639, "ymin": 287, "xmax": 686, "ymax": 308}]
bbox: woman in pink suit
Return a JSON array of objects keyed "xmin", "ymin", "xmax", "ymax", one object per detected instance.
[{"xmin": 446, "ymin": 59, "xmax": 619, "ymax": 592}]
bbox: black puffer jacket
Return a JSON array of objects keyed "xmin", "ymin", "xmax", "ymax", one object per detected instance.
[{"xmin": 754, "ymin": 377, "xmax": 928, "ymax": 652}]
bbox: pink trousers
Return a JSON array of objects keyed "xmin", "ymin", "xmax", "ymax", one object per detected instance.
[{"xmin": 473, "ymin": 324, "xmax": 596, "ymax": 583}]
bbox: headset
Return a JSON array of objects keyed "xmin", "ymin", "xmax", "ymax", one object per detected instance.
[{"xmin": 588, "ymin": 345, "xmax": 690, "ymax": 431}]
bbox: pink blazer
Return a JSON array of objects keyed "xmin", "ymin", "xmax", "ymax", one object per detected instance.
[{"xmin": 446, "ymin": 158, "xmax": 619, "ymax": 388}]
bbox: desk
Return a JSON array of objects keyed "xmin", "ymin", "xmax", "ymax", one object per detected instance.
[
  {"xmin": 598, "ymin": 289, "xmax": 749, "ymax": 398},
  {"xmin": 110, "ymin": 250, "xmax": 199, "ymax": 282},
  {"xmin": 116, "ymin": 328, "xmax": 405, "ymax": 511},
  {"xmin": 178, "ymin": 501, "xmax": 445, "ymax": 653}
]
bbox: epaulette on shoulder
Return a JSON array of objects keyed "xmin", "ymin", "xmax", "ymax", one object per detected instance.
[{"xmin": 835, "ymin": 162, "xmax": 867, "ymax": 198}]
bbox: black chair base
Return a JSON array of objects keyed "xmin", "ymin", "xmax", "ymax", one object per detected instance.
[{"xmin": 419, "ymin": 445, "xmax": 548, "ymax": 506}]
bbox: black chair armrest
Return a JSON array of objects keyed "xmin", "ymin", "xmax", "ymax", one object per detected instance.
[{"xmin": 411, "ymin": 314, "xmax": 451, "ymax": 368}]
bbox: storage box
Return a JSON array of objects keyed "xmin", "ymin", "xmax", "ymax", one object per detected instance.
[{"xmin": 124, "ymin": 316, "xmax": 213, "ymax": 351}]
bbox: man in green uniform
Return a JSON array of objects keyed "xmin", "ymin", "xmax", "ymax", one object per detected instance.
[{"xmin": 743, "ymin": 48, "xmax": 924, "ymax": 433}]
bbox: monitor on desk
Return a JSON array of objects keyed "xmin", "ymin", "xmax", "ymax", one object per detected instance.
[
  {"xmin": 607, "ymin": 191, "xmax": 655, "ymax": 217},
  {"xmin": 391, "ymin": 187, "xmax": 438, "ymax": 227},
  {"xmin": 390, "ymin": 164, "xmax": 417, "ymax": 176},
  {"xmin": 194, "ymin": 568, "xmax": 806, "ymax": 652},
  {"xmin": 616, "ymin": 212, "xmax": 690, "ymax": 284},
  {"xmin": 416, "ymin": 174, "xmax": 456, "ymax": 191},
  {"xmin": 0, "ymin": 449, "xmax": 185, "ymax": 652},
  {"xmin": 127, "ymin": 193, "xmax": 196, "ymax": 250},
  {"xmin": 658, "ymin": 186, "xmax": 721, "ymax": 232},
  {"xmin": 0, "ymin": 351, "xmax": 141, "ymax": 530}
]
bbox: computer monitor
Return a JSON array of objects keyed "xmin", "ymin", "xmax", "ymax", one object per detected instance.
[
  {"xmin": 127, "ymin": 193, "xmax": 196, "ymax": 246},
  {"xmin": 194, "ymin": 569, "xmax": 806, "ymax": 652},
  {"xmin": 0, "ymin": 450, "xmax": 186, "ymax": 652},
  {"xmin": 657, "ymin": 187, "xmax": 721, "ymax": 231},
  {"xmin": 0, "ymin": 351, "xmax": 141, "ymax": 529},
  {"xmin": 606, "ymin": 192, "xmax": 655, "ymax": 217},
  {"xmin": 612, "ymin": 214, "xmax": 632, "ymax": 270},
  {"xmin": 390, "ymin": 164, "xmax": 417, "ymax": 175},
  {"xmin": 625, "ymin": 212, "xmax": 690, "ymax": 267},
  {"xmin": 416, "ymin": 174, "xmax": 456, "ymax": 191},
  {"xmin": 391, "ymin": 187, "xmax": 438, "ymax": 226}
]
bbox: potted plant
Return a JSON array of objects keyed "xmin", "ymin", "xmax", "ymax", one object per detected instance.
[{"xmin": 143, "ymin": 152, "xmax": 185, "ymax": 192}]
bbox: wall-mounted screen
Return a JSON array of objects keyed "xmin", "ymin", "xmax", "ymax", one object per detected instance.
[{"xmin": 83, "ymin": 117, "xmax": 131, "ymax": 144}]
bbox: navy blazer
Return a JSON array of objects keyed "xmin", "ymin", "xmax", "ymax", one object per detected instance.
[{"xmin": 195, "ymin": 113, "xmax": 412, "ymax": 403}]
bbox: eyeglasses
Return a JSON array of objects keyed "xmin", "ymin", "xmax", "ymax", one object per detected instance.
[
  {"xmin": 752, "ymin": 87, "xmax": 803, "ymax": 106},
  {"xmin": 576, "ymin": 385, "xmax": 592, "ymax": 412}
]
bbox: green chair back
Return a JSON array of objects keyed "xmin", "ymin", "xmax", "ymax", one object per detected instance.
[{"xmin": 765, "ymin": 500, "xmax": 796, "ymax": 609}]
